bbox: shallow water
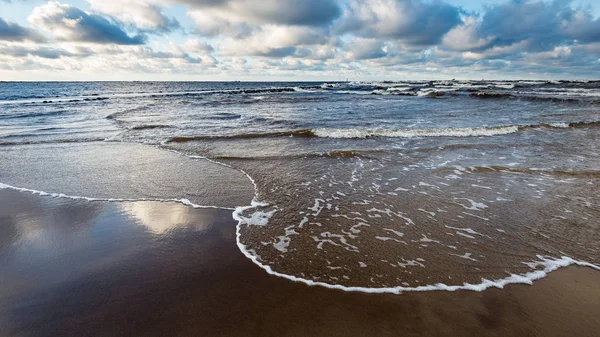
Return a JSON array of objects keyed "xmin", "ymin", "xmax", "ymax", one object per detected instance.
[
  {"xmin": 1, "ymin": 80, "xmax": 599, "ymax": 291},
  {"xmin": 1, "ymin": 189, "xmax": 599, "ymax": 337}
]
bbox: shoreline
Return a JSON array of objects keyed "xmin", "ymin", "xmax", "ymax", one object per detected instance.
[
  {"xmin": 1, "ymin": 188, "xmax": 599, "ymax": 336},
  {"xmin": 2, "ymin": 180, "xmax": 599, "ymax": 296}
]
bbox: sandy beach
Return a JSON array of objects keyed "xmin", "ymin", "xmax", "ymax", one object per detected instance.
[
  {"xmin": 3, "ymin": 0, "xmax": 600, "ymax": 334},
  {"xmin": 1, "ymin": 188, "xmax": 598, "ymax": 337}
]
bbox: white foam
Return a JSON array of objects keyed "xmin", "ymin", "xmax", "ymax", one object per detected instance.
[
  {"xmin": 375, "ymin": 236, "xmax": 405, "ymax": 244},
  {"xmin": 451, "ymin": 252, "xmax": 479, "ymax": 262},
  {"xmin": 6, "ymin": 147, "xmax": 599, "ymax": 296},
  {"xmin": 0, "ymin": 182, "xmax": 232, "ymax": 210},
  {"xmin": 234, "ymin": 230, "xmax": 600, "ymax": 294},
  {"xmin": 454, "ymin": 198, "xmax": 488, "ymax": 211},
  {"xmin": 311, "ymin": 126, "xmax": 519, "ymax": 139}
]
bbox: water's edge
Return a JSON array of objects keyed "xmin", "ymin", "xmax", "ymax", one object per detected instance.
[{"xmin": 2, "ymin": 143, "xmax": 599, "ymax": 295}]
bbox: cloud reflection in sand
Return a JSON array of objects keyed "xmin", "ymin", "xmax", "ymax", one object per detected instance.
[{"xmin": 119, "ymin": 201, "xmax": 221, "ymax": 234}]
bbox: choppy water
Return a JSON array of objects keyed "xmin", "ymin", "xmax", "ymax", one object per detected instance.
[{"xmin": 1, "ymin": 80, "xmax": 599, "ymax": 292}]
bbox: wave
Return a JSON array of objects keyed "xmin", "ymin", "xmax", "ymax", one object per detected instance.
[
  {"xmin": 4, "ymin": 143, "xmax": 599, "ymax": 295},
  {"xmin": 317, "ymin": 121, "xmax": 600, "ymax": 139},
  {"xmin": 469, "ymin": 91, "xmax": 597, "ymax": 104},
  {"xmin": 166, "ymin": 130, "xmax": 316, "ymax": 142},
  {"xmin": 521, "ymin": 121, "xmax": 600, "ymax": 130},
  {"xmin": 311, "ymin": 126, "xmax": 520, "ymax": 138},
  {"xmin": 129, "ymin": 124, "xmax": 172, "ymax": 131},
  {"xmin": 207, "ymin": 112, "xmax": 242, "ymax": 120},
  {"xmin": 106, "ymin": 105, "xmax": 156, "ymax": 120},
  {"xmin": 2, "ymin": 86, "xmax": 320, "ymax": 107},
  {"xmin": 234, "ymin": 201, "xmax": 600, "ymax": 293},
  {"xmin": 150, "ymin": 87, "xmax": 300, "ymax": 100},
  {"xmin": 469, "ymin": 92, "xmax": 513, "ymax": 99},
  {"xmin": 438, "ymin": 165, "xmax": 600, "ymax": 178},
  {"xmin": 165, "ymin": 121, "xmax": 600, "ymax": 143}
]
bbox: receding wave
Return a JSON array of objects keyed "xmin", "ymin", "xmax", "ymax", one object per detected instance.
[{"xmin": 0, "ymin": 138, "xmax": 108, "ymax": 146}]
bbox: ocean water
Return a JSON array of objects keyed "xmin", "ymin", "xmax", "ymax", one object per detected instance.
[{"xmin": 1, "ymin": 80, "xmax": 599, "ymax": 292}]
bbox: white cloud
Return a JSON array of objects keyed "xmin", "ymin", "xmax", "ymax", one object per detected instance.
[{"xmin": 86, "ymin": 0, "xmax": 179, "ymax": 31}]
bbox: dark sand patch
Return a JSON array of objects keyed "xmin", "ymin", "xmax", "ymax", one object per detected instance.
[{"xmin": 0, "ymin": 189, "xmax": 598, "ymax": 337}]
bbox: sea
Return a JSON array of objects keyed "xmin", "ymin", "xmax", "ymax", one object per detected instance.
[{"xmin": 1, "ymin": 80, "xmax": 599, "ymax": 293}]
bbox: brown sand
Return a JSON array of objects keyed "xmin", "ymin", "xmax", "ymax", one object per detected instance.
[{"xmin": 0, "ymin": 189, "xmax": 598, "ymax": 337}]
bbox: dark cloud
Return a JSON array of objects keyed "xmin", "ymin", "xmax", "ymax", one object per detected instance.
[
  {"xmin": 479, "ymin": 0, "xmax": 567, "ymax": 51},
  {"xmin": 337, "ymin": 0, "xmax": 462, "ymax": 45},
  {"xmin": 474, "ymin": 0, "xmax": 600, "ymax": 51},
  {"xmin": 248, "ymin": 0, "xmax": 341, "ymax": 26},
  {"xmin": 29, "ymin": 2, "xmax": 146, "ymax": 45},
  {"xmin": 250, "ymin": 46, "xmax": 297, "ymax": 58},
  {"xmin": 0, "ymin": 17, "xmax": 45, "ymax": 42},
  {"xmin": 560, "ymin": 5, "xmax": 600, "ymax": 43},
  {"xmin": 181, "ymin": 0, "xmax": 341, "ymax": 26}
]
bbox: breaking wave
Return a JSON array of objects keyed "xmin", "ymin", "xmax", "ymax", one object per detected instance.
[{"xmin": 165, "ymin": 121, "xmax": 600, "ymax": 143}]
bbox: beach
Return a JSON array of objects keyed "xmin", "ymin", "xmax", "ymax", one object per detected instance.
[
  {"xmin": 0, "ymin": 188, "xmax": 599, "ymax": 337},
  {"xmin": 1, "ymin": 80, "xmax": 599, "ymax": 336},
  {"xmin": 2, "ymin": 0, "xmax": 600, "ymax": 333}
]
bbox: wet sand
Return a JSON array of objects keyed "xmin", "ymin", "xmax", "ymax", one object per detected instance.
[{"xmin": 0, "ymin": 188, "xmax": 599, "ymax": 337}]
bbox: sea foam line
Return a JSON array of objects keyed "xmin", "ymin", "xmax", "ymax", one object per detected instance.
[
  {"xmin": 312, "ymin": 126, "xmax": 520, "ymax": 139},
  {"xmin": 4, "ymin": 146, "xmax": 600, "ymax": 295},
  {"xmin": 0, "ymin": 182, "xmax": 234, "ymax": 210},
  {"xmin": 224, "ymin": 140, "xmax": 600, "ymax": 293},
  {"xmin": 232, "ymin": 213, "xmax": 600, "ymax": 294}
]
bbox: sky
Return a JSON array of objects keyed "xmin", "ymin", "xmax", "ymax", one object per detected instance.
[{"xmin": 0, "ymin": 0, "xmax": 599, "ymax": 81}]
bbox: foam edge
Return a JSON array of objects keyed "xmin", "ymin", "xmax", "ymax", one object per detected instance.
[
  {"xmin": 233, "ymin": 202, "xmax": 600, "ymax": 294},
  {"xmin": 0, "ymin": 182, "xmax": 234, "ymax": 210}
]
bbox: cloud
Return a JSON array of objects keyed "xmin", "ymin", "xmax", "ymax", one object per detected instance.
[
  {"xmin": 86, "ymin": 0, "xmax": 180, "ymax": 32},
  {"xmin": 459, "ymin": 0, "xmax": 600, "ymax": 53},
  {"xmin": 0, "ymin": 43, "xmax": 91, "ymax": 59},
  {"xmin": 478, "ymin": 0, "xmax": 567, "ymax": 51},
  {"xmin": 181, "ymin": 38, "xmax": 214, "ymax": 54},
  {"xmin": 561, "ymin": 5, "xmax": 600, "ymax": 43},
  {"xmin": 182, "ymin": 0, "xmax": 340, "ymax": 27},
  {"xmin": 0, "ymin": 17, "xmax": 45, "ymax": 42},
  {"xmin": 442, "ymin": 17, "xmax": 493, "ymax": 51},
  {"xmin": 343, "ymin": 38, "xmax": 388, "ymax": 60},
  {"xmin": 217, "ymin": 25, "xmax": 334, "ymax": 58},
  {"xmin": 3, "ymin": 0, "xmax": 600, "ymax": 79},
  {"xmin": 28, "ymin": 1, "xmax": 146, "ymax": 45},
  {"xmin": 336, "ymin": 0, "xmax": 462, "ymax": 45}
]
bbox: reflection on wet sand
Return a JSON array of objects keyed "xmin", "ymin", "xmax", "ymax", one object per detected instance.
[
  {"xmin": 0, "ymin": 189, "xmax": 599, "ymax": 337},
  {"xmin": 121, "ymin": 202, "xmax": 218, "ymax": 234}
]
